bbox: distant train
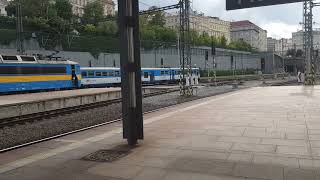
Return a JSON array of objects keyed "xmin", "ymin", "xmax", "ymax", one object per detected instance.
[
  {"xmin": 0, "ymin": 55, "xmax": 200, "ymax": 93},
  {"xmin": 0, "ymin": 55, "xmax": 81, "ymax": 93},
  {"xmin": 80, "ymin": 67, "xmax": 200, "ymax": 87}
]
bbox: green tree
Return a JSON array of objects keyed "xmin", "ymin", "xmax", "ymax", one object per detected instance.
[
  {"xmin": 83, "ymin": 24, "xmax": 97, "ymax": 34},
  {"xmin": 5, "ymin": 0, "xmax": 51, "ymax": 18},
  {"xmin": 82, "ymin": 1, "xmax": 104, "ymax": 25},
  {"xmin": 286, "ymin": 48, "xmax": 296, "ymax": 57},
  {"xmin": 296, "ymin": 49, "xmax": 304, "ymax": 57},
  {"xmin": 55, "ymin": 0, "xmax": 73, "ymax": 20},
  {"xmin": 148, "ymin": 6, "xmax": 166, "ymax": 27},
  {"xmin": 97, "ymin": 21, "xmax": 118, "ymax": 36},
  {"xmin": 219, "ymin": 36, "xmax": 227, "ymax": 48},
  {"xmin": 5, "ymin": 1, "xmax": 16, "ymax": 17},
  {"xmin": 228, "ymin": 39, "xmax": 252, "ymax": 51},
  {"xmin": 48, "ymin": 16, "xmax": 72, "ymax": 34}
]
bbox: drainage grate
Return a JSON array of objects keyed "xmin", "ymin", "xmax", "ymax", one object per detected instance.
[{"xmin": 82, "ymin": 149, "xmax": 130, "ymax": 162}]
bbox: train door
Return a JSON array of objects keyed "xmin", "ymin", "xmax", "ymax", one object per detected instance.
[
  {"xmin": 170, "ymin": 70, "xmax": 175, "ymax": 82},
  {"xmin": 261, "ymin": 58, "xmax": 266, "ymax": 74},
  {"xmin": 150, "ymin": 71, "xmax": 155, "ymax": 83},
  {"xmin": 71, "ymin": 65, "xmax": 78, "ymax": 88}
]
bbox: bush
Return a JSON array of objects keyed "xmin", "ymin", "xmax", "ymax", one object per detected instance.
[
  {"xmin": 97, "ymin": 21, "xmax": 118, "ymax": 36},
  {"xmin": 0, "ymin": 16, "xmax": 16, "ymax": 29},
  {"xmin": 0, "ymin": 29, "xmax": 16, "ymax": 45},
  {"xmin": 83, "ymin": 24, "xmax": 97, "ymax": 34}
]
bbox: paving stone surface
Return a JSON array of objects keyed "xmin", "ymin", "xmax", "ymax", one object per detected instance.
[{"xmin": 1, "ymin": 86, "xmax": 320, "ymax": 180}]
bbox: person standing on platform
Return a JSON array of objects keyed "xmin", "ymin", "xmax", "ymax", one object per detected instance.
[{"xmin": 297, "ymin": 70, "xmax": 302, "ymax": 83}]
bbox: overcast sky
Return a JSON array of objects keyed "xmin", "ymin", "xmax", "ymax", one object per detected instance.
[{"xmin": 137, "ymin": 0, "xmax": 319, "ymax": 39}]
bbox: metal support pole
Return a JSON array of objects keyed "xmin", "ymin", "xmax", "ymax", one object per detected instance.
[
  {"xmin": 16, "ymin": 0, "xmax": 24, "ymax": 54},
  {"xmin": 303, "ymin": 0, "xmax": 315, "ymax": 85},
  {"xmin": 179, "ymin": 0, "xmax": 193, "ymax": 96},
  {"xmin": 213, "ymin": 56, "xmax": 217, "ymax": 86},
  {"xmin": 118, "ymin": 0, "xmax": 143, "ymax": 146}
]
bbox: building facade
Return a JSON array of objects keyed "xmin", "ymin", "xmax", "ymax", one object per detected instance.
[
  {"xmin": 231, "ymin": 20, "xmax": 267, "ymax": 52},
  {"xmin": 292, "ymin": 29, "xmax": 320, "ymax": 51},
  {"xmin": 100, "ymin": 0, "xmax": 115, "ymax": 16},
  {"xmin": 0, "ymin": 0, "xmax": 7, "ymax": 16},
  {"xmin": 267, "ymin": 37, "xmax": 277, "ymax": 52},
  {"xmin": 275, "ymin": 38, "xmax": 293, "ymax": 56},
  {"xmin": 165, "ymin": 15, "xmax": 231, "ymax": 43},
  {"xmin": 70, "ymin": 0, "xmax": 115, "ymax": 17}
]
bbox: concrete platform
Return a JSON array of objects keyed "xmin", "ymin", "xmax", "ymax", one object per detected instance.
[
  {"xmin": 1, "ymin": 85, "xmax": 320, "ymax": 180},
  {"xmin": 0, "ymin": 87, "xmax": 172, "ymax": 119}
]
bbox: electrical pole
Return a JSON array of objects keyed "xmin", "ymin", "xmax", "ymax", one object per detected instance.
[
  {"xmin": 211, "ymin": 38, "xmax": 216, "ymax": 85},
  {"xmin": 16, "ymin": 0, "xmax": 24, "ymax": 54},
  {"xmin": 303, "ymin": 0, "xmax": 315, "ymax": 85},
  {"xmin": 179, "ymin": 0, "xmax": 193, "ymax": 96},
  {"xmin": 139, "ymin": 1, "xmax": 193, "ymax": 95}
]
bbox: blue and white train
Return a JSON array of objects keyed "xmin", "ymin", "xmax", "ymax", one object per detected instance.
[
  {"xmin": 0, "ymin": 54, "xmax": 200, "ymax": 93},
  {"xmin": 80, "ymin": 67, "xmax": 200, "ymax": 87},
  {"xmin": 0, "ymin": 55, "xmax": 81, "ymax": 93}
]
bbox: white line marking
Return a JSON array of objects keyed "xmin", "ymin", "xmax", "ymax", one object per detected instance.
[{"xmin": 0, "ymin": 89, "xmax": 249, "ymax": 174}]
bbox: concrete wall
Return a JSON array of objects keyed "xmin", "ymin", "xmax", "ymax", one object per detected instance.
[
  {"xmin": 260, "ymin": 53, "xmax": 285, "ymax": 74},
  {"xmin": 0, "ymin": 50, "xmax": 262, "ymax": 72},
  {"xmin": 0, "ymin": 39, "xmax": 263, "ymax": 71},
  {"xmin": 0, "ymin": 87, "xmax": 168, "ymax": 119}
]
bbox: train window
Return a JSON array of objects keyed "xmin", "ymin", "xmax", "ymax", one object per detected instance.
[
  {"xmin": 81, "ymin": 72, "xmax": 87, "ymax": 77},
  {"xmin": 165, "ymin": 71, "xmax": 169, "ymax": 75},
  {"xmin": 2, "ymin": 55, "xmax": 18, "ymax": 61},
  {"xmin": 0, "ymin": 66, "xmax": 66, "ymax": 74},
  {"xmin": 102, "ymin": 72, "xmax": 108, "ymax": 76},
  {"xmin": 88, "ymin": 71, "xmax": 94, "ymax": 77},
  {"xmin": 20, "ymin": 56, "xmax": 36, "ymax": 62},
  {"xmin": 95, "ymin": 72, "xmax": 102, "ymax": 77},
  {"xmin": 109, "ymin": 71, "xmax": 114, "ymax": 76},
  {"xmin": 144, "ymin": 72, "xmax": 149, "ymax": 78},
  {"xmin": 160, "ymin": 71, "xmax": 164, "ymax": 75},
  {"xmin": 115, "ymin": 71, "xmax": 120, "ymax": 76}
]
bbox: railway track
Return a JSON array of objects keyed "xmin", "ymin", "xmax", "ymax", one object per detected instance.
[{"xmin": 0, "ymin": 88, "xmax": 179, "ymax": 129}]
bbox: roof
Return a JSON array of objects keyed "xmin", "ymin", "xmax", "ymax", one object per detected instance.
[
  {"xmin": 231, "ymin": 20, "xmax": 254, "ymax": 28},
  {"xmin": 81, "ymin": 67, "xmax": 120, "ymax": 70},
  {"xmin": 99, "ymin": 0, "xmax": 115, "ymax": 6},
  {"xmin": 231, "ymin": 20, "xmax": 266, "ymax": 32}
]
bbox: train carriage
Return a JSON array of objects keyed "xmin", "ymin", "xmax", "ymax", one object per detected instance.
[
  {"xmin": 80, "ymin": 67, "xmax": 200, "ymax": 87},
  {"xmin": 80, "ymin": 67, "xmax": 121, "ymax": 87},
  {"xmin": 0, "ymin": 55, "xmax": 81, "ymax": 93}
]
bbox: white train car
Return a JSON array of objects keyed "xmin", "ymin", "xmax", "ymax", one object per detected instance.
[{"xmin": 80, "ymin": 67, "xmax": 200, "ymax": 87}]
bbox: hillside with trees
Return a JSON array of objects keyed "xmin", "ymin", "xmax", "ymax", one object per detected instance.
[{"xmin": 1, "ymin": 1, "xmax": 253, "ymax": 54}]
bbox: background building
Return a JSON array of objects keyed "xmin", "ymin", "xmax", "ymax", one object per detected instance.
[
  {"xmin": 231, "ymin": 20, "xmax": 267, "ymax": 52},
  {"xmin": 100, "ymin": 0, "xmax": 115, "ymax": 16},
  {"xmin": 70, "ymin": 0, "xmax": 115, "ymax": 17},
  {"xmin": 70, "ymin": 0, "xmax": 87, "ymax": 16},
  {"xmin": 0, "ymin": 0, "xmax": 7, "ymax": 16},
  {"xmin": 292, "ymin": 29, "xmax": 320, "ymax": 51},
  {"xmin": 267, "ymin": 37, "xmax": 277, "ymax": 52},
  {"xmin": 165, "ymin": 14, "xmax": 231, "ymax": 43},
  {"xmin": 275, "ymin": 38, "xmax": 293, "ymax": 56}
]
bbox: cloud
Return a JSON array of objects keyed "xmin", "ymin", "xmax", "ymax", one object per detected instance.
[{"xmin": 261, "ymin": 22, "xmax": 300, "ymax": 39}]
